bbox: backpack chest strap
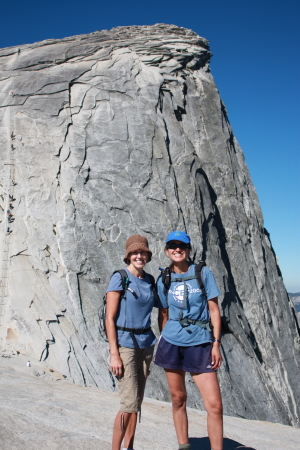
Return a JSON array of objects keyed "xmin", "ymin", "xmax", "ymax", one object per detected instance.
[{"xmin": 172, "ymin": 275, "xmax": 196, "ymax": 283}]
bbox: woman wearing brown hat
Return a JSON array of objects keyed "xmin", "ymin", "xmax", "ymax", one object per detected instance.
[{"xmin": 106, "ymin": 234, "xmax": 163, "ymax": 450}]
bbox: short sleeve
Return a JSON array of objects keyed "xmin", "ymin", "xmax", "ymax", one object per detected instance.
[
  {"xmin": 106, "ymin": 272, "xmax": 123, "ymax": 293},
  {"xmin": 156, "ymin": 274, "xmax": 169, "ymax": 308},
  {"xmin": 202, "ymin": 267, "xmax": 221, "ymax": 300}
]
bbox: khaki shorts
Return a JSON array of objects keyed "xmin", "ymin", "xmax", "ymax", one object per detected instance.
[{"xmin": 118, "ymin": 345, "xmax": 154, "ymax": 413}]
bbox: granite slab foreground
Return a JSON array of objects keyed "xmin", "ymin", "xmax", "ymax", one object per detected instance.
[{"xmin": 0, "ymin": 357, "xmax": 299, "ymax": 450}]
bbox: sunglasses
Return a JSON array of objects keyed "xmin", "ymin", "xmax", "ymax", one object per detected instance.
[{"xmin": 166, "ymin": 243, "xmax": 190, "ymax": 250}]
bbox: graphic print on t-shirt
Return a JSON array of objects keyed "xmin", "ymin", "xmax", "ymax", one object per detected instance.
[{"xmin": 169, "ymin": 282, "xmax": 201, "ymax": 305}]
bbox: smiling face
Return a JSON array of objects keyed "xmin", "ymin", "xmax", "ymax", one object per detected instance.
[
  {"xmin": 165, "ymin": 240, "xmax": 191, "ymax": 264},
  {"xmin": 128, "ymin": 249, "xmax": 149, "ymax": 271}
]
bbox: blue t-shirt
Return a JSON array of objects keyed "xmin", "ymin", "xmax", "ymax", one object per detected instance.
[
  {"xmin": 106, "ymin": 268, "xmax": 163, "ymax": 349},
  {"xmin": 157, "ymin": 264, "xmax": 221, "ymax": 346}
]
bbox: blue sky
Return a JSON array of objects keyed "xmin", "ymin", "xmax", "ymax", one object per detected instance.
[{"xmin": 1, "ymin": 0, "xmax": 299, "ymax": 291}]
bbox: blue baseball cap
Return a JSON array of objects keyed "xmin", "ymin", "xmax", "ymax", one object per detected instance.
[{"xmin": 166, "ymin": 231, "xmax": 191, "ymax": 244}]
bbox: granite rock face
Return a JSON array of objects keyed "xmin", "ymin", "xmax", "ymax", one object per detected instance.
[{"xmin": 0, "ymin": 24, "xmax": 299, "ymax": 426}]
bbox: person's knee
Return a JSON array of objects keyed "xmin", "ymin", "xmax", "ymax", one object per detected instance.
[
  {"xmin": 171, "ymin": 392, "xmax": 186, "ymax": 410},
  {"xmin": 207, "ymin": 398, "xmax": 223, "ymax": 415}
]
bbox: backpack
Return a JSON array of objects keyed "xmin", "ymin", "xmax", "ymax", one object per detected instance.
[
  {"xmin": 99, "ymin": 269, "xmax": 159, "ymax": 344},
  {"xmin": 159, "ymin": 261, "xmax": 211, "ymax": 332},
  {"xmin": 160, "ymin": 261, "xmax": 207, "ymax": 298}
]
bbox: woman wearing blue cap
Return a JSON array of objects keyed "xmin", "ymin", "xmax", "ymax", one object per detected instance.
[{"xmin": 155, "ymin": 231, "xmax": 223, "ymax": 450}]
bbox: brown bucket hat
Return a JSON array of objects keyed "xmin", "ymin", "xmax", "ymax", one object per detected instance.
[{"xmin": 123, "ymin": 234, "xmax": 152, "ymax": 264}]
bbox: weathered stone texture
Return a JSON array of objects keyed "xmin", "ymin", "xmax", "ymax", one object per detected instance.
[
  {"xmin": 0, "ymin": 24, "xmax": 299, "ymax": 426},
  {"xmin": 1, "ymin": 357, "xmax": 300, "ymax": 450}
]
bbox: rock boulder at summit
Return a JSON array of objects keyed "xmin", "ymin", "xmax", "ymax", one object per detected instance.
[{"xmin": 0, "ymin": 24, "xmax": 299, "ymax": 426}]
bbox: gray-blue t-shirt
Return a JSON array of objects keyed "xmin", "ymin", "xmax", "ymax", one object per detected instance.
[
  {"xmin": 157, "ymin": 264, "xmax": 221, "ymax": 346},
  {"xmin": 106, "ymin": 268, "xmax": 163, "ymax": 349}
]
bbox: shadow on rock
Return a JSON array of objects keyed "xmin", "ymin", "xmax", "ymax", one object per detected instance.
[{"xmin": 190, "ymin": 437, "xmax": 256, "ymax": 450}]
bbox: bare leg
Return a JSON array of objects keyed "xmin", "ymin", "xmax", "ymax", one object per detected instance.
[
  {"xmin": 112, "ymin": 410, "xmax": 136, "ymax": 450},
  {"xmin": 123, "ymin": 412, "xmax": 137, "ymax": 449},
  {"xmin": 165, "ymin": 369, "xmax": 189, "ymax": 445},
  {"xmin": 191, "ymin": 372, "xmax": 223, "ymax": 450}
]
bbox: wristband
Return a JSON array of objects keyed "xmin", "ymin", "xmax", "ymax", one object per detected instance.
[{"xmin": 213, "ymin": 339, "xmax": 221, "ymax": 344}]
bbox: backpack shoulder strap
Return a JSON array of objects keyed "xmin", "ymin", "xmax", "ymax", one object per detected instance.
[
  {"xmin": 112, "ymin": 269, "xmax": 130, "ymax": 295},
  {"xmin": 160, "ymin": 266, "xmax": 172, "ymax": 295},
  {"xmin": 194, "ymin": 261, "xmax": 207, "ymax": 299},
  {"xmin": 148, "ymin": 273, "xmax": 155, "ymax": 285},
  {"xmin": 147, "ymin": 273, "xmax": 159, "ymax": 303}
]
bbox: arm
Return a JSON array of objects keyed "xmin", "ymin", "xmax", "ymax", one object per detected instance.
[
  {"xmin": 208, "ymin": 297, "xmax": 222, "ymax": 370},
  {"xmin": 158, "ymin": 308, "xmax": 168, "ymax": 332},
  {"xmin": 105, "ymin": 290, "xmax": 124, "ymax": 377}
]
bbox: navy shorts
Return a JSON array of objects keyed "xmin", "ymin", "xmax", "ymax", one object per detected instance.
[{"xmin": 154, "ymin": 336, "xmax": 215, "ymax": 373}]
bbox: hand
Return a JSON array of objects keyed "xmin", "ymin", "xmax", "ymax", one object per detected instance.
[
  {"xmin": 110, "ymin": 353, "xmax": 123, "ymax": 378},
  {"xmin": 211, "ymin": 343, "xmax": 222, "ymax": 370}
]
